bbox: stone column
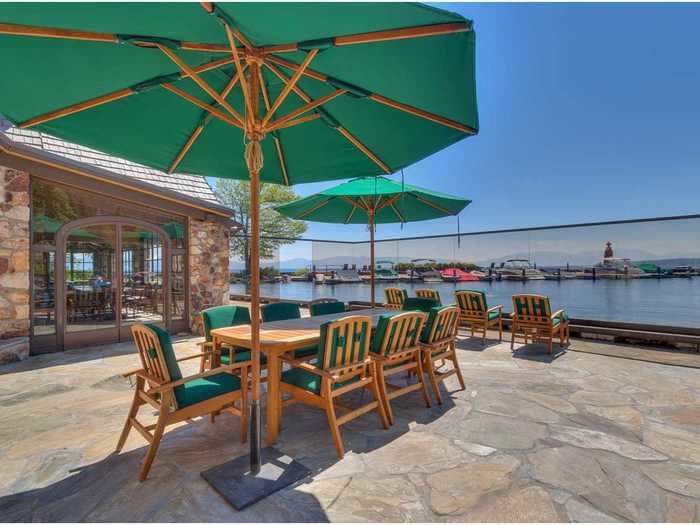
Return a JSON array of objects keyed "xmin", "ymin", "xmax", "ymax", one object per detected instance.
[
  {"xmin": 0, "ymin": 167, "xmax": 30, "ymax": 363},
  {"xmin": 188, "ymin": 218, "xmax": 230, "ymax": 332}
]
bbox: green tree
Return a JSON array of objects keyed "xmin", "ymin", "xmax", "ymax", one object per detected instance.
[{"xmin": 216, "ymin": 179, "xmax": 307, "ymax": 275}]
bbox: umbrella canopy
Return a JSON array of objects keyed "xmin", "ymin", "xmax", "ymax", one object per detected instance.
[
  {"xmin": 0, "ymin": 3, "xmax": 478, "ymax": 184},
  {"xmin": 0, "ymin": 3, "xmax": 478, "ymax": 478},
  {"xmin": 275, "ymin": 176, "xmax": 470, "ymax": 224},
  {"xmin": 276, "ymin": 176, "xmax": 470, "ymax": 304}
]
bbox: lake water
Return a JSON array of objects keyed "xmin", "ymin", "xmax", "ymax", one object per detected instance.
[{"xmin": 230, "ymin": 278, "xmax": 700, "ymax": 328}]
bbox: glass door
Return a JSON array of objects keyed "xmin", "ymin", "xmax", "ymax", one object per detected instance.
[
  {"xmin": 120, "ymin": 226, "xmax": 165, "ymax": 340},
  {"xmin": 59, "ymin": 221, "xmax": 169, "ymax": 349},
  {"xmin": 63, "ymin": 224, "xmax": 118, "ymax": 347}
]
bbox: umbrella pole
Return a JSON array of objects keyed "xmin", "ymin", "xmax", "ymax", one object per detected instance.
[
  {"xmin": 369, "ymin": 210, "xmax": 375, "ymax": 308},
  {"xmin": 248, "ymin": 162, "xmax": 262, "ymax": 474}
]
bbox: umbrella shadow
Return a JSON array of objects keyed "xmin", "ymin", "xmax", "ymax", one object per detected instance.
[
  {"xmin": 0, "ymin": 418, "xmax": 330, "ymax": 522},
  {"xmin": 0, "ymin": 335, "xmax": 198, "ymax": 377}
]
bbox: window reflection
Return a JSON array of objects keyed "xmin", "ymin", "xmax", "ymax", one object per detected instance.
[
  {"xmin": 171, "ymin": 254, "xmax": 185, "ymax": 320},
  {"xmin": 65, "ymin": 225, "xmax": 116, "ymax": 332},
  {"xmin": 121, "ymin": 227, "xmax": 164, "ymax": 325},
  {"xmin": 32, "ymin": 251, "xmax": 55, "ymax": 336}
]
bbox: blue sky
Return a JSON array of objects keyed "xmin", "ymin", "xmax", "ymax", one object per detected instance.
[{"xmin": 210, "ymin": 3, "xmax": 700, "ymax": 260}]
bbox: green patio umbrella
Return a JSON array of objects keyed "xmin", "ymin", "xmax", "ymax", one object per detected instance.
[
  {"xmin": 276, "ymin": 176, "xmax": 470, "ymax": 305},
  {"xmin": 0, "ymin": 2, "xmax": 478, "ymax": 490}
]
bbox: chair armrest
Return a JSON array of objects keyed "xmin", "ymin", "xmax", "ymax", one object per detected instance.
[
  {"xmin": 286, "ymin": 360, "xmax": 334, "ymax": 379},
  {"xmin": 149, "ymin": 363, "xmax": 249, "ymax": 394},
  {"xmin": 551, "ymin": 310, "xmax": 566, "ymax": 321},
  {"xmin": 123, "ymin": 368, "xmax": 165, "ymax": 385},
  {"xmin": 487, "ymin": 305, "xmax": 503, "ymax": 313},
  {"xmin": 175, "ymin": 351, "xmax": 216, "ymax": 363}
]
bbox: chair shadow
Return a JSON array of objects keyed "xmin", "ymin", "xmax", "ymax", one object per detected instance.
[
  {"xmin": 0, "ymin": 374, "xmax": 459, "ymax": 521},
  {"xmin": 510, "ymin": 343, "xmax": 568, "ymax": 363}
]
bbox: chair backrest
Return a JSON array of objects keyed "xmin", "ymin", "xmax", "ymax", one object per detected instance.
[
  {"xmin": 416, "ymin": 288, "xmax": 441, "ymax": 304},
  {"xmin": 421, "ymin": 306, "xmax": 460, "ymax": 344},
  {"xmin": 131, "ymin": 323, "xmax": 183, "ymax": 386},
  {"xmin": 202, "ymin": 305, "xmax": 251, "ymax": 342},
  {"xmin": 403, "ymin": 296, "xmax": 438, "ymax": 313},
  {"xmin": 261, "ymin": 301, "xmax": 301, "ymax": 322},
  {"xmin": 372, "ymin": 311, "xmax": 427, "ymax": 357},
  {"xmin": 512, "ymin": 294, "xmax": 552, "ymax": 325},
  {"xmin": 455, "ymin": 290, "xmax": 488, "ymax": 317},
  {"xmin": 317, "ymin": 316, "xmax": 371, "ymax": 380},
  {"xmin": 384, "ymin": 287, "xmax": 407, "ymax": 309},
  {"xmin": 310, "ymin": 300, "xmax": 345, "ymax": 317}
]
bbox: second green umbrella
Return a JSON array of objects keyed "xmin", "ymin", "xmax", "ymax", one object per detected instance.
[{"xmin": 276, "ymin": 176, "xmax": 471, "ymax": 305}]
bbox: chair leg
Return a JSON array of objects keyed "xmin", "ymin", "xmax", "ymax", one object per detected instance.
[
  {"xmin": 510, "ymin": 325, "xmax": 516, "ymax": 350},
  {"xmin": 548, "ymin": 335, "xmax": 553, "ymax": 354},
  {"xmin": 139, "ymin": 394, "xmax": 170, "ymax": 482},
  {"xmin": 199, "ymin": 353, "xmax": 207, "ymax": 373},
  {"xmin": 424, "ymin": 351, "xmax": 443, "ymax": 405},
  {"xmin": 450, "ymin": 343, "xmax": 466, "ymax": 391},
  {"xmin": 369, "ymin": 368, "xmax": 390, "ymax": 430},
  {"xmin": 415, "ymin": 354, "xmax": 432, "ymax": 408},
  {"xmin": 322, "ymin": 382, "xmax": 345, "ymax": 458},
  {"xmin": 498, "ymin": 318, "xmax": 503, "ymax": 342},
  {"xmin": 376, "ymin": 367, "xmax": 394, "ymax": 426},
  {"xmin": 116, "ymin": 378, "xmax": 144, "ymax": 453},
  {"xmin": 482, "ymin": 323, "xmax": 486, "ymax": 344}
]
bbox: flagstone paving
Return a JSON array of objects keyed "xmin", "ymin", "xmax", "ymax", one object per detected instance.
[{"xmin": 0, "ymin": 334, "xmax": 699, "ymax": 522}]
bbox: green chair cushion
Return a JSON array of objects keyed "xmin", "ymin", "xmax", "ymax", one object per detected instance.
[
  {"xmin": 261, "ymin": 302, "xmax": 301, "ymax": 322},
  {"xmin": 309, "ymin": 301, "xmax": 346, "ymax": 317},
  {"xmin": 202, "ymin": 305, "xmax": 250, "ymax": 342},
  {"xmin": 403, "ymin": 297, "xmax": 438, "ymax": 313},
  {"xmin": 220, "ymin": 350, "xmax": 267, "ymax": 365},
  {"xmin": 281, "ymin": 367, "xmax": 359, "ymax": 395},
  {"xmin": 146, "ymin": 324, "xmax": 182, "ymax": 382},
  {"xmin": 316, "ymin": 318, "xmax": 369, "ymax": 368},
  {"xmin": 420, "ymin": 306, "xmax": 451, "ymax": 344},
  {"xmin": 488, "ymin": 311, "xmax": 500, "ymax": 321},
  {"xmin": 174, "ymin": 372, "xmax": 241, "ymax": 408},
  {"xmin": 457, "ymin": 289, "xmax": 487, "ymax": 312}
]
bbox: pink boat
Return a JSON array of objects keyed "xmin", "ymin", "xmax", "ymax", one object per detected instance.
[{"xmin": 440, "ymin": 268, "xmax": 480, "ymax": 282}]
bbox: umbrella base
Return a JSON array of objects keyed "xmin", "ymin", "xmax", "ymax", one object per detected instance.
[{"xmin": 201, "ymin": 447, "xmax": 311, "ymax": 510}]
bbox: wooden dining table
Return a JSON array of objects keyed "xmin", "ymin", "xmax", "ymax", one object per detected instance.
[{"xmin": 210, "ymin": 307, "xmax": 394, "ymax": 445}]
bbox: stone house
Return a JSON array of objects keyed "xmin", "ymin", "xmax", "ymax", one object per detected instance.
[{"xmin": 0, "ymin": 127, "xmax": 238, "ymax": 363}]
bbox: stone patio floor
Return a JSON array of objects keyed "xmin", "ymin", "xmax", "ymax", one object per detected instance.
[{"xmin": 1, "ymin": 333, "xmax": 699, "ymax": 522}]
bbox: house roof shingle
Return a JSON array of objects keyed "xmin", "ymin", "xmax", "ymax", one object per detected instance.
[{"xmin": 2, "ymin": 126, "xmax": 221, "ymax": 205}]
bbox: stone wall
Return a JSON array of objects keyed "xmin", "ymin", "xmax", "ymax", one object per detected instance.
[
  {"xmin": 0, "ymin": 166, "xmax": 30, "ymax": 363},
  {"xmin": 189, "ymin": 218, "xmax": 230, "ymax": 331}
]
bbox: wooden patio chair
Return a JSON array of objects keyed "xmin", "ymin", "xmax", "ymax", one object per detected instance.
[
  {"xmin": 370, "ymin": 311, "xmax": 431, "ymax": 425},
  {"xmin": 199, "ymin": 305, "xmax": 263, "ymax": 372},
  {"xmin": 280, "ymin": 315, "xmax": 389, "ymax": 458},
  {"xmin": 383, "ymin": 287, "xmax": 407, "ymax": 310},
  {"xmin": 415, "ymin": 288, "xmax": 441, "ymax": 304},
  {"xmin": 419, "ymin": 306, "xmax": 465, "ymax": 404},
  {"xmin": 309, "ymin": 298, "xmax": 346, "ymax": 317},
  {"xmin": 117, "ymin": 324, "xmax": 248, "ymax": 481},
  {"xmin": 510, "ymin": 294, "xmax": 570, "ymax": 354},
  {"xmin": 261, "ymin": 302, "xmax": 317, "ymax": 359},
  {"xmin": 455, "ymin": 290, "xmax": 503, "ymax": 344}
]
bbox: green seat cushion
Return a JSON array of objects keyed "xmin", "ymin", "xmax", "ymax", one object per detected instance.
[
  {"xmin": 202, "ymin": 305, "xmax": 251, "ymax": 342},
  {"xmin": 146, "ymin": 323, "xmax": 182, "ymax": 382},
  {"xmin": 371, "ymin": 313, "xmax": 422, "ymax": 355},
  {"xmin": 174, "ymin": 372, "xmax": 241, "ymax": 408},
  {"xmin": 403, "ymin": 297, "xmax": 438, "ymax": 313},
  {"xmin": 294, "ymin": 345, "xmax": 319, "ymax": 358},
  {"xmin": 281, "ymin": 367, "xmax": 359, "ymax": 395},
  {"xmin": 309, "ymin": 301, "xmax": 346, "ymax": 317},
  {"xmin": 261, "ymin": 302, "xmax": 301, "ymax": 322},
  {"xmin": 219, "ymin": 350, "xmax": 267, "ymax": 365},
  {"xmin": 488, "ymin": 311, "xmax": 500, "ymax": 321}
]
